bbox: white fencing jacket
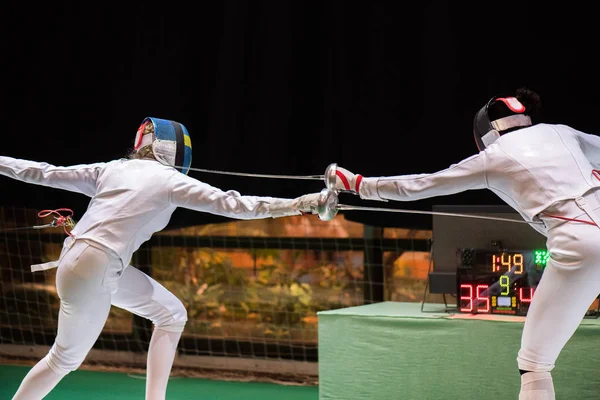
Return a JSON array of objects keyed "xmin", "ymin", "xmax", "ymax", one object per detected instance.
[
  {"xmin": 359, "ymin": 124, "xmax": 600, "ymax": 235},
  {"xmin": 0, "ymin": 158, "xmax": 300, "ymax": 267}
]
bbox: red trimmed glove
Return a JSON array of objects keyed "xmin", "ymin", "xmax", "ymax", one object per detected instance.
[{"xmin": 333, "ymin": 166, "xmax": 363, "ymax": 195}]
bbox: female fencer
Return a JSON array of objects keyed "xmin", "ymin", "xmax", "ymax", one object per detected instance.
[
  {"xmin": 1, "ymin": 117, "xmax": 321, "ymax": 400},
  {"xmin": 331, "ymin": 88, "xmax": 600, "ymax": 400}
]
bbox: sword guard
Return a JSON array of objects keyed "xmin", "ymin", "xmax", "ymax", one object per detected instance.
[
  {"xmin": 317, "ymin": 188, "xmax": 339, "ymax": 221},
  {"xmin": 324, "ymin": 163, "xmax": 338, "ymax": 191}
]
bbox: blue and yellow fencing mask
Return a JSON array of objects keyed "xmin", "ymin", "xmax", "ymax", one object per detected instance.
[{"xmin": 133, "ymin": 117, "xmax": 192, "ymax": 175}]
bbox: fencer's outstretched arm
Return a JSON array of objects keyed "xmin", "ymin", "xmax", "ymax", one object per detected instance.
[
  {"xmin": 0, "ymin": 156, "xmax": 103, "ymax": 197},
  {"xmin": 336, "ymin": 154, "xmax": 487, "ymax": 202},
  {"xmin": 169, "ymin": 173, "xmax": 319, "ymax": 219}
]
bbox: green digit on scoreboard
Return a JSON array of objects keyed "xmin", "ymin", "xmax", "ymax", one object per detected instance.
[{"xmin": 499, "ymin": 275, "xmax": 510, "ymax": 295}]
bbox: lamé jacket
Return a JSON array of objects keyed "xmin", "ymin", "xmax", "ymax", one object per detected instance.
[
  {"xmin": 0, "ymin": 158, "xmax": 300, "ymax": 267},
  {"xmin": 358, "ymin": 123, "xmax": 600, "ymax": 235}
]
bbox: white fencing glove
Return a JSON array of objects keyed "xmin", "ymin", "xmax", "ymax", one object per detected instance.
[
  {"xmin": 332, "ymin": 166, "xmax": 363, "ymax": 195},
  {"xmin": 269, "ymin": 192, "xmax": 321, "ymax": 218}
]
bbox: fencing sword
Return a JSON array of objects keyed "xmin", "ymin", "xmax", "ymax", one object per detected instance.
[
  {"xmin": 181, "ymin": 162, "xmax": 542, "ymax": 226},
  {"xmin": 184, "ymin": 165, "xmax": 335, "ymax": 183},
  {"xmin": 314, "ymin": 187, "xmax": 542, "ymax": 225}
]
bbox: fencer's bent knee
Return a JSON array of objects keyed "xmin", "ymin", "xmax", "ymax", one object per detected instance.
[
  {"xmin": 153, "ymin": 298, "xmax": 187, "ymax": 333},
  {"xmin": 45, "ymin": 344, "xmax": 84, "ymax": 374}
]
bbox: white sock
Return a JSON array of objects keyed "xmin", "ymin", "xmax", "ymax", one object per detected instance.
[
  {"xmin": 12, "ymin": 356, "xmax": 68, "ymax": 400},
  {"xmin": 519, "ymin": 371, "xmax": 555, "ymax": 400},
  {"xmin": 145, "ymin": 328, "xmax": 182, "ymax": 400}
]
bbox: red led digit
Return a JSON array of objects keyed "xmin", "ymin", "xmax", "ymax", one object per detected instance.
[
  {"xmin": 519, "ymin": 287, "xmax": 535, "ymax": 303},
  {"xmin": 476, "ymin": 285, "xmax": 490, "ymax": 313},
  {"xmin": 460, "ymin": 284, "xmax": 473, "ymax": 312}
]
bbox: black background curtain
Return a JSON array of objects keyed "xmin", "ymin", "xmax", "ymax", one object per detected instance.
[{"xmin": 1, "ymin": 1, "xmax": 597, "ymax": 229}]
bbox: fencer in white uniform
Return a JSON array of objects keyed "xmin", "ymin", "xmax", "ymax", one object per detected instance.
[
  {"xmin": 332, "ymin": 88, "xmax": 600, "ymax": 400},
  {"xmin": 1, "ymin": 117, "xmax": 321, "ymax": 400}
]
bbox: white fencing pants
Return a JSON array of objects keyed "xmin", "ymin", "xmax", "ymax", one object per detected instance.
[
  {"xmin": 517, "ymin": 191, "xmax": 600, "ymax": 399},
  {"xmin": 12, "ymin": 240, "xmax": 187, "ymax": 400}
]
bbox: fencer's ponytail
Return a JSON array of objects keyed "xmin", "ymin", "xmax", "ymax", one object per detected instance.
[{"xmin": 516, "ymin": 87, "xmax": 542, "ymax": 120}]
